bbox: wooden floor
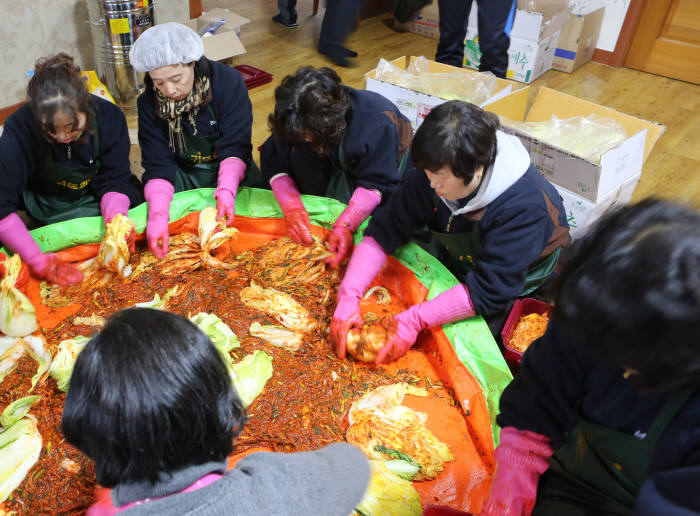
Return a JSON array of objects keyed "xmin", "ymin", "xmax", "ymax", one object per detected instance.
[{"xmin": 193, "ymin": 0, "xmax": 699, "ymax": 207}]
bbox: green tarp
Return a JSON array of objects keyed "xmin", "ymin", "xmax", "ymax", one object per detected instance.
[{"xmin": 9, "ymin": 187, "xmax": 512, "ymax": 444}]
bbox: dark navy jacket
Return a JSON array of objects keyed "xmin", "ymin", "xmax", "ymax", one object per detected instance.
[
  {"xmin": 0, "ymin": 95, "xmax": 136, "ymax": 219},
  {"xmin": 366, "ymin": 151, "xmax": 570, "ymax": 315},
  {"xmin": 498, "ymin": 320, "xmax": 700, "ymax": 516},
  {"xmin": 137, "ymin": 59, "xmax": 253, "ymax": 185},
  {"xmin": 259, "ymin": 87, "xmax": 412, "ymax": 198}
]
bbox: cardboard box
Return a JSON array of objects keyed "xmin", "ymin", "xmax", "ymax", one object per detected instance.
[
  {"xmin": 556, "ymin": 172, "xmax": 640, "ymax": 239},
  {"xmin": 552, "ymin": 6, "xmax": 605, "ymax": 73},
  {"xmin": 364, "ymin": 56, "xmax": 529, "ymax": 131},
  {"xmin": 393, "ymin": 2, "xmax": 440, "ymax": 39},
  {"xmin": 464, "ymin": 7, "xmax": 569, "ymax": 83},
  {"xmin": 499, "ymin": 87, "xmax": 665, "ymax": 202},
  {"xmin": 185, "ymin": 8, "xmax": 249, "ymax": 61}
]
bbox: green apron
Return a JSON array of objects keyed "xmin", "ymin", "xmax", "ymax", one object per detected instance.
[
  {"xmin": 533, "ymin": 390, "xmax": 694, "ymax": 516},
  {"xmin": 429, "ymin": 209, "xmax": 560, "ymax": 296},
  {"xmin": 324, "ymin": 139, "xmax": 412, "ymax": 204},
  {"xmin": 172, "ymin": 105, "xmax": 264, "ymax": 192},
  {"xmin": 23, "ymin": 116, "xmax": 102, "ymax": 226}
]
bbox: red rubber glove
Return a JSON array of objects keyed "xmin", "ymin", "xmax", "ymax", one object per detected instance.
[
  {"xmin": 330, "ymin": 237, "xmax": 386, "ymax": 358},
  {"xmin": 214, "ymin": 157, "xmax": 246, "ymax": 226},
  {"xmin": 144, "ymin": 179, "xmax": 174, "ymax": 259},
  {"xmin": 477, "ymin": 427, "xmax": 554, "ymax": 516},
  {"xmin": 270, "ymin": 174, "xmax": 313, "ymax": 246},
  {"xmin": 327, "ymin": 187, "xmax": 381, "ymax": 269},
  {"xmin": 376, "ymin": 284, "xmax": 476, "ymax": 364},
  {"xmin": 30, "ymin": 253, "xmax": 83, "ymax": 286},
  {"xmin": 0, "ymin": 213, "xmax": 82, "ymax": 286}
]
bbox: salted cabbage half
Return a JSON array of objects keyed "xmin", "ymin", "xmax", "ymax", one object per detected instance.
[
  {"xmin": 189, "ymin": 312, "xmax": 240, "ymax": 355},
  {"xmin": 0, "ymin": 255, "xmax": 38, "ymax": 337},
  {"xmin": 229, "ymin": 350, "xmax": 273, "ymax": 407},
  {"xmin": 354, "ymin": 460, "xmax": 422, "ymax": 516},
  {"xmin": 0, "ymin": 411, "xmax": 42, "ymax": 504}
]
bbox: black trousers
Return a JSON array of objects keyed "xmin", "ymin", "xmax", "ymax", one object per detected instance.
[
  {"xmin": 277, "ymin": 0, "xmax": 297, "ymax": 24},
  {"xmin": 436, "ymin": 0, "xmax": 516, "ymax": 77},
  {"xmin": 318, "ymin": 0, "xmax": 361, "ymax": 55}
]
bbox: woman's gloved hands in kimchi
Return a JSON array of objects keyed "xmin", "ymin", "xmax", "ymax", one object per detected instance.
[
  {"xmin": 327, "ymin": 187, "xmax": 381, "ymax": 269},
  {"xmin": 375, "ymin": 284, "xmax": 476, "ymax": 364},
  {"xmin": 270, "ymin": 174, "xmax": 312, "ymax": 246},
  {"xmin": 101, "ymin": 191, "xmax": 135, "ymax": 252},
  {"xmin": 0, "ymin": 213, "xmax": 82, "ymax": 286},
  {"xmin": 329, "ymin": 237, "xmax": 386, "ymax": 358},
  {"xmin": 215, "ymin": 157, "xmax": 246, "ymax": 226},
  {"xmin": 144, "ymin": 179, "xmax": 174, "ymax": 258},
  {"xmin": 477, "ymin": 427, "xmax": 554, "ymax": 516}
]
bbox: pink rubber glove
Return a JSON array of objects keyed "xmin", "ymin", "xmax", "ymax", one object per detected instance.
[
  {"xmin": 0, "ymin": 213, "xmax": 82, "ymax": 286},
  {"xmin": 144, "ymin": 179, "xmax": 174, "ymax": 259},
  {"xmin": 375, "ymin": 284, "xmax": 476, "ymax": 364},
  {"xmin": 478, "ymin": 427, "xmax": 554, "ymax": 516},
  {"xmin": 100, "ymin": 192, "xmax": 135, "ymax": 252},
  {"xmin": 330, "ymin": 237, "xmax": 386, "ymax": 358},
  {"xmin": 100, "ymin": 192, "xmax": 130, "ymax": 224},
  {"xmin": 214, "ymin": 157, "xmax": 246, "ymax": 227},
  {"xmin": 270, "ymin": 174, "xmax": 313, "ymax": 246},
  {"xmin": 327, "ymin": 187, "xmax": 381, "ymax": 269}
]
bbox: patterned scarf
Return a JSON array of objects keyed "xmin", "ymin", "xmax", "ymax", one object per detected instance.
[{"xmin": 154, "ymin": 74, "xmax": 211, "ymax": 155}]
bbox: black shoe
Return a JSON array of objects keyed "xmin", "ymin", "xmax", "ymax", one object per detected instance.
[{"xmin": 272, "ymin": 14, "xmax": 298, "ymax": 28}]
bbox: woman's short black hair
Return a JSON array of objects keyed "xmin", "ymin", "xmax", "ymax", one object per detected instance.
[
  {"xmin": 268, "ymin": 66, "xmax": 352, "ymax": 153},
  {"xmin": 27, "ymin": 53, "xmax": 93, "ymax": 142},
  {"xmin": 553, "ymin": 199, "xmax": 700, "ymax": 392},
  {"xmin": 62, "ymin": 308, "xmax": 246, "ymax": 487},
  {"xmin": 411, "ymin": 101, "xmax": 499, "ymax": 184}
]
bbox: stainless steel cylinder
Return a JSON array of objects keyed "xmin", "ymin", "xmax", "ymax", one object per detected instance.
[{"xmin": 87, "ymin": 0, "xmax": 156, "ymax": 111}]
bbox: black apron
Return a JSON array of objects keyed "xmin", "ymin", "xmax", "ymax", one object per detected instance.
[
  {"xmin": 533, "ymin": 390, "xmax": 694, "ymax": 516},
  {"xmin": 323, "ymin": 138, "xmax": 411, "ymax": 204},
  {"xmin": 172, "ymin": 105, "xmax": 264, "ymax": 192},
  {"xmin": 23, "ymin": 116, "xmax": 102, "ymax": 226},
  {"xmin": 428, "ymin": 205, "xmax": 560, "ymax": 297}
]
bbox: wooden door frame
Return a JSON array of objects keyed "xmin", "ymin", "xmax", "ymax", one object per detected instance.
[{"xmin": 592, "ymin": 0, "xmax": 647, "ymax": 67}]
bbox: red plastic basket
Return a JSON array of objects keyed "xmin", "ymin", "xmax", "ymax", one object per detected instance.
[
  {"xmin": 501, "ymin": 298, "xmax": 552, "ymax": 368},
  {"xmin": 234, "ymin": 65, "xmax": 273, "ymax": 90}
]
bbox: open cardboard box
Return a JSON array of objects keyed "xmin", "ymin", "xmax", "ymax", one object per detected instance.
[
  {"xmin": 364, "ymin": 56, "xmax": 529, "ymax": 131},
  {"xmin": 185, "ymin": 8, "xmax": 250, "ymax": 61},
  {"xmin": 499, "ymin": 87, "xmax": 665, "ymax": 202},
  {"xmin": 552, "ymin": 6, "xmax": 605, "ymax": 73}
]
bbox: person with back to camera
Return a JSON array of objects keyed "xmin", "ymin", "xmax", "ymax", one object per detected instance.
[
  {"xmin": 260, "ymin": 66, "xmax": 413, "ymax": 268},
  {"xmin": 329, "ymin": 100, "xmax": 570, "ymax": 364},
  {"xmin": 473, "ymin": 199, "xmax": 700, "ymax": 516},
  {"xmin": 129, "ymin": 23, "xmax": 262, "ymax": 259},
  {"xmin": 62, "ymin": 307, "xmax": 370, "ymax": 515},
  {"xmin": 0, "ymin": 53, "xmax": 142, "ymax": 287}
]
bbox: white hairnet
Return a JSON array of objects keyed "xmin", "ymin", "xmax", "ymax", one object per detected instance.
[{"xmin": 129, "ymin": 22, "xmax": 204, "ymax": 73}]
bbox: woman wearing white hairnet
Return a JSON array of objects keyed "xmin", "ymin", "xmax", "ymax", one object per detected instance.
[{"xmin": 129, "ymin": 22, "xmax": 260, "ymax": 258}]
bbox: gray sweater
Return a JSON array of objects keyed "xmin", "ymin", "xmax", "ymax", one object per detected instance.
[{"xmin": 116, "ymin": 443, "xmax": 370, "ymax": 515}]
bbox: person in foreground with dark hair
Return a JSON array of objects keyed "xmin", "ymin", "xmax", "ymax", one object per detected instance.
[
  {"xmin": 330, "ymin": 100, "xmax": 570, "ymax": 363},
  {"xmin": 0, "ymin": 53, "xmax": 141, "ymax": 286},
  {"xmin": 129, "ymin": 23, "xmax": 262, "ymax": 259},
  {"xmin": 260, "ymin": 66, "xmax": 412, "ymax": 268},
  {"xmin": 476, "ymin": 199, "xmax": 700, "ymax": 516},
  {"xmin": 62, "ymin": 308, "xmax": 370, "ymax": 515}
]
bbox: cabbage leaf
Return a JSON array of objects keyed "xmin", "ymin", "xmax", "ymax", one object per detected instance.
[
  {"xmin": 49, "ymin": 335, "xmax": 90, "ymax": 391},
  {"xmin": 0, "ymin": 396, "xmax": 41, "ymax": 428},
  {"xmin": 189, "ymin": 312, "xmax": 240, "ymax": 355},
  {"xmin": 0, "ymin": 416, "xmax": 42, "ymax": 504},
  {"xmin": 230, "ymin": 350, "xmax": 273, "ymax": 407},
  {"xmin": 354, "ymin": 460, "xmax": 422, "ymax": 516}
]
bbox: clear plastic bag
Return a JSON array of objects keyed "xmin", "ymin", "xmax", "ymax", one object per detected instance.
[
  {"xmin": 517, "ymin": 0, "xmax": 570, "ymax": 38},
  {"xmin": 501, "ymin": 114, "xmax": 628, "ymax": 163},
  {"xmin": 375, "ymin": 56, "xmax": 498, "ymax": 106}
]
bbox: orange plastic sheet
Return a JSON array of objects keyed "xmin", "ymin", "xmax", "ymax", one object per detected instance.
[{"xmin": 3, "ymin": 188, "xmax": 512, "ymax": 513}]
